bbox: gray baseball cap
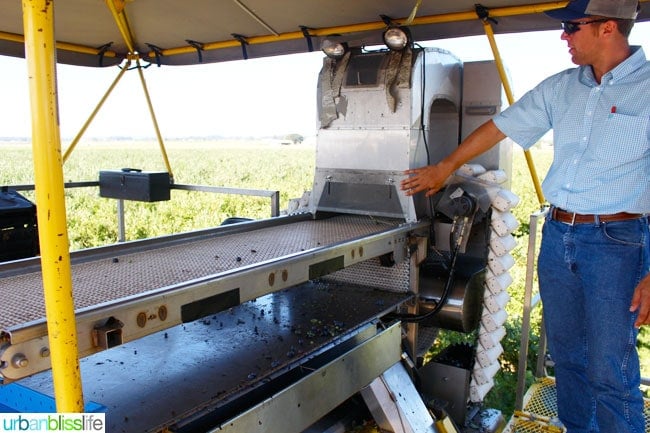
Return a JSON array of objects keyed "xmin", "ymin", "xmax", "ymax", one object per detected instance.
[{"xmin": 545, "ymin": 0, "xmax": 640, "ymax": 20}]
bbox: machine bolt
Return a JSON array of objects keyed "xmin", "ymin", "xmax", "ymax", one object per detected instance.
[
  {"xmin": 40, "ymin": 347, "xmax": 50, "ymax": 358},
  {"xmin": 12, "ymin": 354, "xmax": 28, "ymax": 369}
]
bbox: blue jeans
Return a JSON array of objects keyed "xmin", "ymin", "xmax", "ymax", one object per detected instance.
[{"xmin": 538, "ymin": 215, "xmax": 649, "ymax": 433}]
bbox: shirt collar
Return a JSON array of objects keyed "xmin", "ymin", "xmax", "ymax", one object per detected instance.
[{"xmin": 580, "ymin": 46, "xmax": 646, "ymax": 86}]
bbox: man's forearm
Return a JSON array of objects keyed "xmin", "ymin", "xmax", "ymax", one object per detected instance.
[
  {"xmin": 401, "ymin": 119, "xmax": 507, "ymax": 196},
  {"xmin": 444, "ymin": 119, "xmax": 507, "ymax": 172}
]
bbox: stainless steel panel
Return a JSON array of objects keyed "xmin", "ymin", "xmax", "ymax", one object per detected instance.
[{"xmin": 213, "ymin": 322, "xmax": 403, "ymax": 433}]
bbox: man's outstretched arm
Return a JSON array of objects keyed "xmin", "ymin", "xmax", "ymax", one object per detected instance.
[{"xmin": 401, "ymin": 119, "xmax": 507, "ymax": 197}]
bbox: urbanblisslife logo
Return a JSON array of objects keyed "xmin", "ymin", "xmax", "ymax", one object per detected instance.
[{"xmin": 0, "ymin": 414, "xmax": 105, "ymax": 432}]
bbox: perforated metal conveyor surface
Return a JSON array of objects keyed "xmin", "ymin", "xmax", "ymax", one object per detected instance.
[{"xmin": 0, "ymin": 214, "xmax": 403, "ymax": 331}]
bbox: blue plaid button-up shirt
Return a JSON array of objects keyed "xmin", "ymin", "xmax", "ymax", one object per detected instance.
[{"xmin": 494, "ymin": 46, "xmax": 650, "ymax": 214}]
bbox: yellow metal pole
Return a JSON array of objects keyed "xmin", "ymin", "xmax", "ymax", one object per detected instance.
[
  {"xmin": 135, "ymin": 58, "xmax": 174, "ymax": 179},
  {"xmin": 104, "ymin": 0, "xmax": 135, "ymax": 54},
  {"xmin": 22, "ymin": 0, "xmax": 84, "ymax": 412},
  {"xmin": 0, "ymin": 30, "xmax": 118, "ymax": 58},
  {"xmin": 106, "ymin": 0, "xmax": 135, "ymax": 53},
  {"xmin": 481, "ymin": 19, "xmax": 546, "ymax": 206},
  {"xmin": 63, "ymin": 60, "xmax": 131, "ymax": 163}
]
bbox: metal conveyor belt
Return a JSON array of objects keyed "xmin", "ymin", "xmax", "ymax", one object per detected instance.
[{"xmin": 0, "ymin": 215, "xmax": 402, "ymax": 331}]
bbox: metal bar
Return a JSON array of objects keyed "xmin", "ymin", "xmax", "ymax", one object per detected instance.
[
  {"xmin": 135, "ymin": 58, "xmax": 175, "ymax": 180},
  {"xmin": 172, "ymin": 184, "xmax": 281, "ymax": 217},
  {"xmin": 8, "ymin": 181, "xmax": 99, "ymax": 191},
  {"xmin": 0, "ymin": 30, "xmax": 118, "ymax": 58},
  {"xmin": 481, "ymin": 19, "xmax": 545, "ymax": 207},
  {"xmin": 21, "ymin": 0, "xmax": 84, "ymax": 412},
  {"xmin": 63, "ymin": 60, "xmax": 131, "ymax": 164},
  {"xmin": 270, "ymin": 190, "xmax": 280, "ymax": 217},
  {"xmin": 232, "ymin": 0, "xmax": 279, "ymax": 36},
  {"xmin": 9, "ymin": 181, "xmax": 280, "ymax": 223},
  {"xmin": 116, "ymin": 199, "xmax": 125, "ymax": 242},
  {"xmin": 171, "ymin": 183, "xmax": 278, "ymax": 198},
  {"xmin": 104, "ymin": 0, "xmax": 135, "ymax": 54},
  {"xmin": 535, "ymin": 316, "xmax": 548, "ymax": 378},
  {"xmin": 515, "ymin": 208, "xmax": 547, "ymax": 411}
]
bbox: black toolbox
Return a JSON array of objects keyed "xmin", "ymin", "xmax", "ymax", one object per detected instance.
[
  {"xmin": 0, "ymin": 187, "xmax": 39, "ymax": 261},
  {"xmin": 99, "ymin": 168, "xmax": 171, "ymax": 202}
]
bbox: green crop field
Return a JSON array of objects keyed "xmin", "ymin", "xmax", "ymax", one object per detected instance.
[
  {"xmin": 0, "ymin": 139, "xmax": 316, "ymax": 249},
  {"xmin": 2, "ymin": 138, "xmax": 648, "ymax": 417}
]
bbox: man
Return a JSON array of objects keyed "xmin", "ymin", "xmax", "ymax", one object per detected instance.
[{"xmin": 401, "ymin": 0, "xmax": 650, "ymax": 431}]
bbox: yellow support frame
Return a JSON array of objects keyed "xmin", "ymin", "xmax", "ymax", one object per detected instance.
[
  {"xmin": 63, "ymin": 1, "xmax": 174, "ymax": 178},
  {"xmin": 21, "ymin": 0, "xmax": 84, "ymax": 412}
]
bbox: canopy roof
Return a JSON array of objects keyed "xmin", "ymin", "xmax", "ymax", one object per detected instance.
[{"xmin": 1, "ymin": 0, "xmax": 649, "ymax": 67}]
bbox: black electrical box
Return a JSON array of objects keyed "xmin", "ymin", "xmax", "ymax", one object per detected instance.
[
  {"xmin": 0, "ymin": 187, "xmax": 39, "ymax": 262},
  {"xmin": 99, "ymin": 169, "xmax": 171, "ymax": 202}
]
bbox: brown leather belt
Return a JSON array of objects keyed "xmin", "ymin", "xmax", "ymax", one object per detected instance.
[{"xmin": 550, "ymin": 207, "xmax": 645, "ymax": 224}]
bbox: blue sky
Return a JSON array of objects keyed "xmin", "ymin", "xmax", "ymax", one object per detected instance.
[{"xmin": 0, "ymin": 22, "xmax": 649, "ymax": 139}]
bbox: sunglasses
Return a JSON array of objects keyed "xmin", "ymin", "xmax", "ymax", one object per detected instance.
[{"xmin": 561, "ymin": 18, "xmax": 610, "ymax": 35}]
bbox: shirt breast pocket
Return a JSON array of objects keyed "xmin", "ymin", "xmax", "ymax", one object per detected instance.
[{"xmin": 595, "ymin": 113, "xmax": 649, "ymax": 161}]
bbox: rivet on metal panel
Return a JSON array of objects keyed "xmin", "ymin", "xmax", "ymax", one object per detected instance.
[
  {"xmin": 136, "ymin": 312, "xmax": 147, "ymax": 328},
  {"xmin": 282, "ymin": 270, "xmax": 288, "ymax": 282},
  {"xmin": 158, "ymin": 305, "xmax": 168, "ymax": 321},
  {"xmin": 12, "ymin": 354, "xmax": 28, "ymax": 368},
  {"xmin": 40, "ymin": 347, "xmax": 50, "ymax": 358},
  {"xmin": 268, "ymin": 272, "xmax": 275, "ymax": 286}
]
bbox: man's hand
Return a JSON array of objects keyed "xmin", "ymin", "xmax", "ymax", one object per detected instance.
[
  {"xmin": 401, "ymin": 164, "xmax": 452, "ymax": 197},
  {"xmin": 630, "ymin": 273, "xmax": 650, "ymax": 328},
  {"xmin": 400, "ymin": 120, "xmax": 506, "ymax": 197}
]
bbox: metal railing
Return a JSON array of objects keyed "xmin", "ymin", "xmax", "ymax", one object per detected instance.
[
  {"xmin": 515, "ymin": 208, "xmax": 548, "ymax": 411},
  {"xmin": 7, "ymin": 181, "xmax": 281, "ymax": 243}
]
